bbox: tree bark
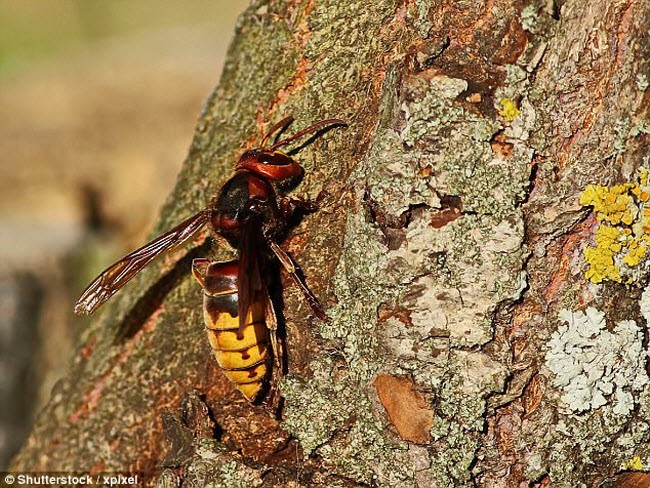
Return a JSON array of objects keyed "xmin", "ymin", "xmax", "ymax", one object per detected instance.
[{"xmin": 10, "ymin": 0, "xmax": 650, "ymax": 486}]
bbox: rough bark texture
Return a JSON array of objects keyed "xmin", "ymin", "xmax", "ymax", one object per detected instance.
[{"xmin": 10, "ymin": 0, "xmax": 650, "ymax": 487}]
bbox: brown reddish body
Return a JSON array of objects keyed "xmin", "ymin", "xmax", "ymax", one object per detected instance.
[{"xmin": 74, "ymin": 116, "xmax": 346, "ymax": 402}]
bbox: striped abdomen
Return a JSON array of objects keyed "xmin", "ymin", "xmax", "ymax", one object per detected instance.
[{"xmin": 191, "ymin": 259, "xmax": 270, "ymax": 402}]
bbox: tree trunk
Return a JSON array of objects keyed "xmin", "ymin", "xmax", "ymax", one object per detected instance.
[{"xmin": 10, "ymin": 0, "xmax": 650, "ymax": 486}]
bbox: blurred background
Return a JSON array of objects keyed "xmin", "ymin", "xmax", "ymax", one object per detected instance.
[{"xmin": 0, "ymin": 0, "xmax": 249, "ymax": 468}]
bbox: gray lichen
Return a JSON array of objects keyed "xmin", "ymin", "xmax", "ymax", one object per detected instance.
[
  {"xmin": 428, "ymin": 352, "xmax": 508, "ymax": 485},
  {"xmin": 520, "ymin": 4, "xmax": 541, "ymax": 32},
  {"xmin": 408, "ymin": 0, "xmax": 435, "ymax": 39},
  {"xmin": 178, "ymin": 439, "xmax": 264, "ymax": 488},
  {"xmin": 153, "ymin": 435, "xmax": 265, "ymax": 488},
  {"xmin": 281, "ymin": 361, "xmax": 413, "ymax": 485},
  {"xmin": 542, "ymin": 409, "xmax": 650, "ymax": 485},
  {"xmin": 302, "ymin": 63, "xmax": 530, "ymax": 485}
]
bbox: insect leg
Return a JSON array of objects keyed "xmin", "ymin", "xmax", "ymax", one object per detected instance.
[
  {"xmin": 278, "ymin": 186, "xmax": 333, "ymax": 224},
  {"xmin": 264, "ymin": 288, "xmax": 281, "ymax": 368},
  {"xmin": 191, "ymin": 258, "xmax": 211, "ymax": 289},
  {"xmin": 279, "ymin": 196, "xmax": 318, "ymax": 221},
  {"xmin": 267, "ymin": 240, "xmax": 329, "ymax": 322},
  {"xmin": 262, "ymin": 287, "xmax": 286, "ymax": 410}
]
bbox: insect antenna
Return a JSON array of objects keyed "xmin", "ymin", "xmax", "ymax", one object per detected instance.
[
  {"xmin": 269, "ymin": 118, "xmax": 347, "ymax": 151},
  {"xmin": 261, "ymin": 116, "xmax": 295, "ymax": 148}
]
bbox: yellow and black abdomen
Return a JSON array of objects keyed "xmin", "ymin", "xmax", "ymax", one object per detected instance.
[{"xmin": 192, "ymin": 259, "xmax": 270, "ymax": 402}]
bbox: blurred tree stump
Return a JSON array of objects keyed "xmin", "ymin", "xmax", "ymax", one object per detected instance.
[{"xmin": 10, "ymin": 1, "xmax": 650, "ymax": 486}]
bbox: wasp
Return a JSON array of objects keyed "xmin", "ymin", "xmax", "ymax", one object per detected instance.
[{"xmin": 75, "ymin": 116, "xmax": 346, "ymax": 401}]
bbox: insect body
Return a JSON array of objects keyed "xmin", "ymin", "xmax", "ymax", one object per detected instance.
[
  {"xmin": 74, "ymin": 116, "xmax": 345, "ymax": 402},
  {"xmin": 192, "ymin": 259, "xmax": 272, "ymax": 401}
]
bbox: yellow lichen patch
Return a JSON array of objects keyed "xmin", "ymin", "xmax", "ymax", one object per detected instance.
[
  {"xmin": 498, "ymin": 98, "xmax": 519, "ymax": 122},
  {"xmin": 622, "ymin": 455, "xmax": 644, "ymax": 471},
  {"xmin": 624, "ymin": 242, "xmax": 647, "ymax": 267},
  {"xmin": 579, "ymin": 183, "xmax": 637, "ymax": 225},
  {"xmin": 580, "ymin": 169, "xmax": 650, "ymax": 283},
  {"xmin": 584, "ymin": 243, "xmax": 621, "ymax": 284}
]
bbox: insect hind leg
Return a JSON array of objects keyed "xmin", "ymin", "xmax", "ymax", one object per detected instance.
[
  {"xmin": 263, "ymin": 287, "xmax": 282, "ymax": 368},
  {"xmin": 262, "ymin": 284, "xmax": 286, "ymax": 411}
]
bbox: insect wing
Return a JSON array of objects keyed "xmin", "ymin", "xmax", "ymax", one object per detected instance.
[
  {"xmin": 74, "ymin": 209, "xmax": 210, "ymax": 316},
  {"xmin": 237, "ymin": 215, "xmax": 265, "ymax": 332}
]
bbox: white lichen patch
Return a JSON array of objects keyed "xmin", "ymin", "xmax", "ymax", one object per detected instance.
[{"xmin": 545, "ymin": 307, "xmax": 649, "ymax": 415}]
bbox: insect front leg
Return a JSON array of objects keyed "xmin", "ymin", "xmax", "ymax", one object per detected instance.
[
  {"xmin": 279, "ymin": 193, "xmax": 323, "ymax": 221},
  {"xmin": 279, "ymin": 197, "xmax": 312, "ymax": 221}
]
